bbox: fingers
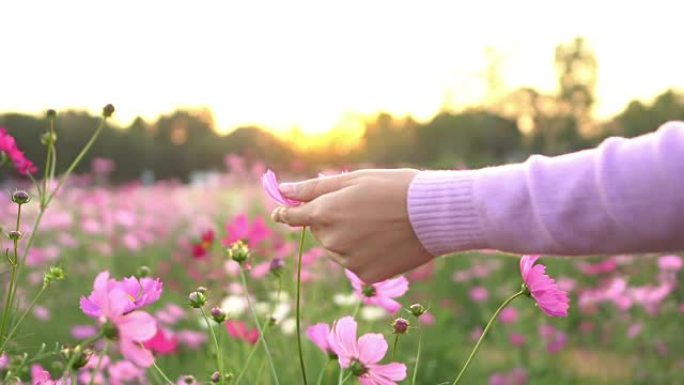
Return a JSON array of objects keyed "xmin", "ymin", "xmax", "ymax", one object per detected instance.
[
  {"xmin": 278, "ymin": 173, "xmax": 351, "ymax": 202},
  {"xmin": 271, "ymin": 203, "xmax": 316, "ymax": 227}
]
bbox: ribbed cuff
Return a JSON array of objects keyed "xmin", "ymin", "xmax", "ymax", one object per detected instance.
[{"xmin": 407, "ymin": 171, "xmax": 488, "ymax": 256}]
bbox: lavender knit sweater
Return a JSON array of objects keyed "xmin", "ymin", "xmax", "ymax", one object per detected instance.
[{"xmin": 407, "ymin": 121, "xmax": 684, "ymax": 257}]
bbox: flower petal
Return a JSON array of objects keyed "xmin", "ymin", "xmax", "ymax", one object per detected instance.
[
  {"xmin": 357, "ymin": 333, "xmax": 388, "ymax": 365},
  {"xmin": 117, "ymin": 311, "xmax": 157, "ymax": 342}
]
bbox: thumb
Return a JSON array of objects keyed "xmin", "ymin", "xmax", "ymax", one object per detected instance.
[{"xmin": 278, "ymin": 173, "xmax": 350, "ymax": 202}]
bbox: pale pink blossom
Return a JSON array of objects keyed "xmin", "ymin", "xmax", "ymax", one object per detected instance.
[
  {"xmin": 327, "ymin": 316, "xmax": 406, "ymax": 385},
  {"xmin": 306, "ymin": 323, "xmax": 336, "ymax": 356},
  {"xmin": 658, "ymin": 255, "xmax": 683, "ymax": 272},
  {"xmin": 345, "ymin": 270, "xmax": 408, "ymax": 314},
  {"xmin": 469, "ymin": 286, "xmax": 489, "ymax": 303},
  {"xmin": 262, "ymin": 169, "xmax": 299, "ymax": 206}
]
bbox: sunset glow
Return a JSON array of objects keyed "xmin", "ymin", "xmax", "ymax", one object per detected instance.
[{"xmin": 1, "ymin": 0, "xmax": 682, "ymax": 142}]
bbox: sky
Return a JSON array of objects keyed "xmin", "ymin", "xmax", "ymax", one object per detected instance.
[{"xmin": 1, "ymin": 0, "xmax": 683, "ymax": 140}]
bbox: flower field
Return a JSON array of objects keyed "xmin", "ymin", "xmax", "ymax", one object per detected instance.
[{"xmin": 0, "ymin": 111, "xmax": 682, "ymax": 384}]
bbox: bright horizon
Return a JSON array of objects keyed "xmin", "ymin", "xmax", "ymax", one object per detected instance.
[{"xmin": 2, "ymin": 0, "xmax": 683, "ymax": 143}]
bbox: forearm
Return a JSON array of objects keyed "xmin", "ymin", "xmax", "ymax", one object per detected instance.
[{"xmin": 408, "ymin": 121, "xmax": 684, "ymax": 256}]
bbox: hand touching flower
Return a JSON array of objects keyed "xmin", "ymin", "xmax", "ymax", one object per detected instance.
[{"xmin": 271, "ymin": 169, "xmax": 432, "ymax": 283}]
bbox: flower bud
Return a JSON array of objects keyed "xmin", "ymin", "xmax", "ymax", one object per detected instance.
[
  {"xmin": 8, "ymin": 230, "xmax": 22, "ymax": 241},
  {"xmin": 102, "ymin": 104, "xmax": 115, "ymax": 118},
  {"xmin": 181, "ymin": 375, "xmax": 197, "ymax": 384},
  {"xmin": 269, "ymin": 257, "xmax": 284, "ymax": 276},
  {"xmin": 61, "ymin": 345, "xmax": 92, "ymax": 370},
  {"xmin": 41, "ymin": 131, "xmax": 57, "ymax": 145},
  {"xmin": 210, "ymin": 307, "xmax": 227, "ymax": 323},
  {"xmin": 188, "ymin": 291, "xmax": 207, "ymax": 308},
  {"xmin": 43, "ymin": 266, "xmax": 65, "ymax": 288},
  {"xmin": 226, "ymin": 241, "xmax": 250, "ymax": 264},
  {"xmin": 46, "ymin": 109, "xmax": 57, "ymax": 119},
  {"xmin": 408, "ymin": 303, "xmax": 426, "ymax": 318},
  {"xmin": 210, "ymin": 371, "xmax": 221, "ymax": 383},
  {"xmin": 392, "ymin": 318, "xmax": 410, "ymax": 334},
  {"xmin": 196, "ymin": 286, "xmax": 209, "ymax": 295},
  {"xmin": 11, "ymin": 190, "xmax": 30, "ymax": 205},
  {"xmin": 136, "ymin": 265, "xmax": 151, "ymax": 278}
]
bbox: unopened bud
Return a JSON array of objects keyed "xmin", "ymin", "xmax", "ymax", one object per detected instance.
[
  {"xmin": 269, "ymin": 258, "xmax": 284, "ymax": 276},
  {"xmin": 188, "ymin": 291, "xmax": 207, "ymax": 308},
  {"xmin": 196, "ymin": 286, "xmax": 209, "ymax": 295},
  {"xmin": 136, "ymin": 265, "xmax": 151, "ymax": 278},
  {"xmin": 41, "ymin": 131, "xmax": 57, "ymax": 145},
  {"xmin": 46, "ymin": 109, "xmax": 57, "ymax": 119},
  {"xmin": 392, "ymin": 318, "xmax": 410, "ymax": 334},
  {"xmin": 226, "ymin": 241, "xmax": 250, "ymax": 264},
  {"xmin": 8, "ymin": 230, "xmax": 22, "ymax": 241},
  {"xmin": 210, "ymin": 371, "xmax": 221, "ymax": 383},
  {"xmin": 102, "ymin": 104, "xmax": 115, "ymax": 118},
  {"xmin": 11, "ymin": 190, "xmax": 30, "ymax": 205},
  {"xmin": 181, "ymin": 375, "xmax": 197, "ymax": 384},
  {"xmin": 43, "ymin": 266, "xmax": 65, "ymax": 288},
  {"xmin": 408, "ymin": 303, "xmax": 426, "ymax": 318},
  {"xmin": 211, "ymin": 307, "xmax": 227, "ymax": 323}
]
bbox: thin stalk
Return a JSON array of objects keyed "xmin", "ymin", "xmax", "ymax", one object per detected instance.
[
  {"xmin": 234, "ymin": 323, "xmax": 269, "ymax": 385},
  {"xmin": 240, "ymin": 268, "xmax": 280, "ymax": 385},
  {"xmin": 0, "ymin": 286, "xmax": 46, "ymax": 352},
  {"xmin": 451, "ymin": 291, "xmax": 525, "ymax": 385},
  {"xmin": 0, "ymin": 203, "xmax": 24, "ymax": 347},
  {"xmin": 391, "ymin": 334, "xmax": 400, "ymax": 361},
  {"xmin": 315, "ymin": 359, "xmax": 332, "ymax": 385},
  {"xmin": 88, "ymin": 341, "xmax": 108, "ymax": 385},
  {"xmin": 411, "ymin": 328, "xmax": 422, "ymax": 385},
  {"xmin": 295, "ymin": 226, "xmax": 309, "ymax": 385},
  {"xmin": 200, "ymin": 307, "xmax": 224, "ymax": 383},
  {"xmin": 151, "ymin": 359, "xmax": 174, "ymax": 385},
  {"xmin": 340, "ymin": 371, "xmax": 353, "ymax": 384}
]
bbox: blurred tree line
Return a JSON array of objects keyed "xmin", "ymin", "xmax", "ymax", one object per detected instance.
[{"xmin": 1, "ymin": 38, "xmax": 683, "ymax": 182}]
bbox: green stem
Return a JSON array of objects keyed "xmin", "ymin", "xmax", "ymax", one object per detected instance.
[
  {"xmin": 88, "ymin": 341, "xmax": 108, "ymax": 385},
  {"xmin": 411, "ymin": 328, "xmax": 422, "ymax": 385},
  {"xmin": 151, "ymin": 359, "xmax": 174, "ymax": 385},
  {"xmin": 340, "ymin": 371, "xmax": 353, "ymax": 384},
  {"xmin": 351, "ymin": 301, "xmax": 362, "ymax": 319},
  {"xmin": 240, "ymin": 268, "xmax": 280, "ymax": 385},
  {"xmin": 200, "ymin": 307, "xmax": 224, "ymax": 383},
  {"xmin": 295, "ymin": 226, "xmax": 309, "ymax": 385},
  {"xmin": 0, "ymin": 286, "xmax": 46, "ymax": 352},
  {"xmin": 315, "ymin": 359, "xmax": 331, "ymax": 385},
  {"xmin": 234, "ymin": 322, "xmax": 269, "ymax": 385},
  {"xmin": 0, "ymin": 203, "xmax": 24, "ymax": 348},
  {"xmin": 46, "ymin": 117, "xmax": 107, "ymax": 207},
  {"xmin": 391, "ymin": 334, "xmax": 400, "ymax": 361},
  {"xmin": 451, "ymin": 291, "xmax": 525, "ymax": 385}
]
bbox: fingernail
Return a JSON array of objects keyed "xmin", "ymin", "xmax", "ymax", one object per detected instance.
[{"xmin": 279, "ymin": 183, "xmax": 296, "ymax": 195}]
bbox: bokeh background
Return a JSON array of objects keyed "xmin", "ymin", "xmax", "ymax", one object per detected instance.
[{"xmin": 1, "ymin": 1, "xmax": 683, "ymax": 384}]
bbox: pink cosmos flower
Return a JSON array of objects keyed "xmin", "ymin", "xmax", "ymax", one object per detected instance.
[
  {"xmin": 0, "ymin": 128, "xmax": 37, "ymax": 175},
  {"xmin": 191, "ymin": 229, "xmax": 215, "ymax": 259},
  {"xmin": 144, "ymin": 328, "xmax": 179, "ymax": 355},
  {"xmin": 81, "ymin": 272, "xmax": 162, "ymax": 316},
  {"xmin": 499, "ymin": 307, "xmax": 518, "ymax": 325},
  {"xmin": 222, "ymin": 214, "xmax": 272, "ymax": 248},
  {"xmin": 307, "ymin": 323, "xmax": 336, "ymax": 357},
  {"xmin": 519, "ymin": 255, "xmax": 569, "ymax": 317},
  {"xmin": 176, "ymin": 330, "xmax": 207, "ymax": 350},
  {"xmin": 0, "ymin": 353, "xmax": 8, "ymax": 370},
  {"xmin": 658, "ymin": 255, "xmax": 683, "ymax": 272},
  {"xmin": 225, "ymin": 321, "xmax": 259, "ymax": 345},
  {"xmin": 345, "ymin": 270, "xmax": 409, "ymax": 314},
  {"xmin": 31, "ymin": 364, "xmax": 70, "ymax": 385},
  {"xmin": 79, "ymin": 271, "xmax": 158, "ymax": 367},
  {"xmin": 327, "ymin": 316, "xmax": 406, "ymax": 385},
  {"xmin": 261, "ymin": 169, "xmax": 299, "ymax": 206},
  {"xmin": 508, "ymin": 332, "xmax": 526, "ymax": 347},
  {"xmin": 469, "ymin": 286, "xmax": 489, "ymax": 303}
]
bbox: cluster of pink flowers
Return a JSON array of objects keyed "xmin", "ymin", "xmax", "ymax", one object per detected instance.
[
  {"xmin": 0, "ymin": 127, "xmax": 37, "ymax": 175},
  {"xmin": 79, "ymin": 271, "xmax": 163, "ymax": 367},
  {"xmin": 308, "ymin": 317, "xmax": 407, "ymax": 385}
]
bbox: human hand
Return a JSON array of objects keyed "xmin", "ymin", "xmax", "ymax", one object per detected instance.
[{"xmin": 271, "ymin": 169, "xmax": 433, "ymax": 283}]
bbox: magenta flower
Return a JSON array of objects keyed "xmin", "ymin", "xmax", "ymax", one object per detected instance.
[
  {"xmin": 79, "ymin": 271, "xmax": 158, "ymax": 367},
  {"xmin": 327, "ymin": 316, "xmax": 406, "ymax": 385},
  {"xmin": 262, "ymin": 169, "xmax": 299, "ymax": 206},
  {"xmin": 80, "ymin": 271, "xmax": 162, "ymax": 316},
  {"xmin": 519, "ymin": 255, "xmax": 569, "ymax": 317},
  {"xmin": 0, "ymin": 128, "xmax": 37, "ymax": 175},
  {"xmin": 144, "ymin": 328, "xmax": 179, "ymax": 355},
  {"xmin": 222, "ymin": 214, "xmax": 272, "ymax": 248},
  {"xmin": 306, "ymin": 323, "xmax": 336, "ymax": 357},
  {"xmin": 345, "ymin": 269, "xmax": 408, "ymax": 314},
  {"xmin": 225, "ymin": 320, "xmax": 259, "ymax": 345}
]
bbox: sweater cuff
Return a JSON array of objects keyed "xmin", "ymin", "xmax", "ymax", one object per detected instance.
[{"xmin": 407, "ymin": 171, "xmax": 488, "ymax": 256}]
